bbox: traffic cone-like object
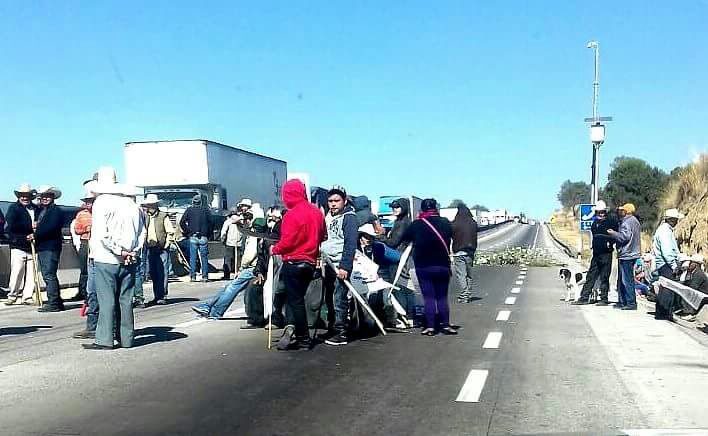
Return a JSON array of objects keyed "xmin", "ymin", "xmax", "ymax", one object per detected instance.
[{"xmin": 80, "ymin": 302, "xmax": 87, "ymax": 317}]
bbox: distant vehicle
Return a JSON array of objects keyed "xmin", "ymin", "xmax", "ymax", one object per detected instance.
[
  {"xmin": 377, "ymin": 195, "xmax": 422, "ymax": 230},
  {"xmin": 529, "ymin": 219, "xmax": 537, "ymax": 226},
  {"xmin": 125, "ymin": 140, "xmax": 287, "ymax": 214}
]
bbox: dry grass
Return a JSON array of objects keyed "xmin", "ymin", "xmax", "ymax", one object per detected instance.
[{"xmin": 660, "ymin": 154, "xmax": 708, "ymax": 256}]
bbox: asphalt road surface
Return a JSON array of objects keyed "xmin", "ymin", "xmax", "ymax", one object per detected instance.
[{"xmin": 2, "ymin": 223, "xmax": 707, "ymax": 436}]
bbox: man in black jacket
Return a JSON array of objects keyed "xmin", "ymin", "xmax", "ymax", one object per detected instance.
[
  {"xmin": 33, "ymin": 185, "xmax": 66, "ymax": 312},
  {"xmin": 4, "ymin": 184, "xmax": 39, "ymax": 305},
  {"xmin": 179, "ymin": 194, "xmax": 212, "ymax": 282},
  {"xmin": 573, "ymin": 200, "xmax": 618, "ymax": 306},
  {"xmin": 452, "ymin": 203, "xmax": 478, "ymax": 303}
]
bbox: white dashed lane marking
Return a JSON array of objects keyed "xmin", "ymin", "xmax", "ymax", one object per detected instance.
[
  {"xmin": 511, "ymin": 287, "xmax": 521, "ymax": 294},
  {"xmin": 505, "ymin": 296, "xmax": 517, "ymax": 305},
  {"xmin": 515, "ymin": 280, "xmax": 523, "ymax": 285},
  {"xmin": 455, "ymin": 370, "xmax": 489, "ymax": 403},
  {"xmin": 482, "ymin": 332, "xmax": 503, "ymax": 349},
  {"xmin": 496, "ymin": 310, "xmax": 511, "ymax": 321}
]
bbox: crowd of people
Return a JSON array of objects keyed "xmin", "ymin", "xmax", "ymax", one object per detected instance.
[
  {"xmin": 1, "ymin": 170, "xmax": 481, "ymax": 351},
  {"xmin": 571, "ymin": 200, "xmax": 707, "ymax": 322}
]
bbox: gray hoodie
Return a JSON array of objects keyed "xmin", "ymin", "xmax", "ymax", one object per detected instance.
[
  {"xmin": 320, "ymin": 204, "xmax": 358, "ymax": 273},
  {"xmin": 612, "ymin": 215, "xmax": 641, "ymax": 261}
]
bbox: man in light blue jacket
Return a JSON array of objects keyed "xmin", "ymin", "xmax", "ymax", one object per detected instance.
[
  {"xmin": 652, "ymin": 208, "xmax": 684, "ymax": 278},
  {"xmin": 608, "ymin": 203, "xmax": 641, "ymax": 310}
]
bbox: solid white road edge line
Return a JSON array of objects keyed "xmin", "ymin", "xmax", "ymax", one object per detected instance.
[
  {"xmin": 532, "ymin": 224, "xmax": 540, "ymax": 248},
  {"xmin": 482, "ymin": 332, "xmax": 503, "ymax": 349},
  {"xmin": 511, "ymin": 287, "xmax": 521, "ymax": 294},
  {"xmin": 505, "ymin": 296, "xmax": 517, "ymax": 305},
  {"xmin": 455, "ymin": 369, "xmax": 489, "ymax": 403},
  {"xmin": 496, "ymin": 310, "xmax": 511, "ymax": 321}
]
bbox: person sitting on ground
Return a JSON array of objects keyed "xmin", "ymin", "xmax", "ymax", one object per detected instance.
[
  {"xmin": 633, "ymin": 253, "xmax": 654, "ymax": 298},
  {"xmin": 191, "ymin": 211, "xmax": 259, "ymax": 319},
  {"xmin": 451, "ymin": 203, "xmax": 479, "ymax": 303},
  {"xmin": 243, "ymin": 206, "xmax": 284, "ymax": 329},
  {"xmin": 675, "ymin": 254, "xmax": 708, "ymax": 321},
  {"xmin": 321, "ymin": 186, "xmax": 359, "ymax": 346},
  {"xmin": 399, "ymin": 198, "xmax": 457, "ymax": 336}
]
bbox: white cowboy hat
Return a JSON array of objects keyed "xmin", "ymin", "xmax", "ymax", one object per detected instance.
[
  {"xmin": 358, "ymin": 223, "xmax": 377, "ymax": 237},
  {"xmin": 690, "ymin": 254, "xmax": 705, "ymax": 264},
  {"xmin": 82, "ymin": 181, "xmax": 98, "ymax": 200},
  {"xmin": 14, "ymin": 183, "xmax": 37, "ymax": 198},
  {"xmin": 93, "ymin": 182, "xmax": 139, "ymax": 197},
  {"xmin": 664, "ymin": 208, "xmax": 685, "ymax": 220},
  {"xmin": 36, "ymin": 185, "xmax": 62, "ymax": 199},
  {"xmin": 593, "ymin": 200, "xmax": 608, "ymax": 211},
  {"xmin": 139, "ymin": 193, "xmax": 160, "ymax": 206},
  {"xmin": 96, "ymin": 166, "xmax": 117, "ymax": 185},
  {"xmin": 237, "ymin": 198, "xmax": 253, "ymax": 208}
]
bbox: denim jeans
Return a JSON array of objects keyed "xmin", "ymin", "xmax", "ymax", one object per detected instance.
[
  {"xmin": 133, "ymin": 247, "xmax": 147, "ymax": 303},
  {"xmin": 94, "ymin": 261, "xmax": 136, "ymax": 348},
  {"xmin": 147, "ymin": 246, "xmax": 170, "ymax": 301},
  {"xmin": 282, "ymin": 261, "xmax": 316, "ymax": 338},
  {"xmin": 86, "ymin": 259, "xmax": 99, "ymax": 331},
  {"xmin": 323, "ymin": 266, "xmax": 349, "ymax": 331},
  {"xmin": 38, "ymin": 249, "xmax": 63, "ymax": 309},
  {"xmin": 453, "ymin": 252, "xmax": 475, "ymax": 297},
  {"xmin": 189, "ymin": 236, "xmax": 209, "ymax": 279},
  {"xmin": 617, "ymin": 259, "xmax": 637, "ymax": 308},
  {"xmin": 196, "ymin": 268, "xmax": 254, "ymax": 318}
]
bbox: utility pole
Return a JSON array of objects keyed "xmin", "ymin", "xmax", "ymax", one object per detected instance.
[{"xmin": 584, "ymin": 41, "xmax": 612, "ymax": 204}]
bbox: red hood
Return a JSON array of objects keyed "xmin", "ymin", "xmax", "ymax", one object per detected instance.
[{"xmin": 282, "ymin": 179, "xmax": 307, "ymax": 209}]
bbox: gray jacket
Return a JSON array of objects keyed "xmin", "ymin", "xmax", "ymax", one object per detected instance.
[
  {"xmin": 320, "ymin": 205, "xmax": 358, "ymax": 273},
  {"xmin": 613, "ymin": 215, "xmax": 641, "ymax": 260}
]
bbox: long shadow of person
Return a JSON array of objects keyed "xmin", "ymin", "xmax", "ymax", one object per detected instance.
[
  {"xmin": 0, "ymin": 326, "xmax": 52, "ymax": 336},
  {"xmin": 132, "ymin": 326, "xmax": 188, "ymax": 347}
]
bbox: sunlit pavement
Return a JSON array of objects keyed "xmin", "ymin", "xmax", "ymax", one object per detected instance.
[{"xmin": 1, "ymin": 224, "xmax": 707, "ymax": 435}]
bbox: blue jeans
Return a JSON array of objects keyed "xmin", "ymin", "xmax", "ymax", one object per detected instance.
[
  {"xmin": 617, "ymin": 259, "xmax": 637, "ymax": 307},
  {"xmin": 94, "ymin": 262, "xmax": 136, "ymax": 348},
  {"xmin": 189, "ymin": 236, "xmax": 209, "ymax": 280},
  {"xmin": 147, "ymin": 246, "xmax": 170, "ymax": 301},
  {"xmin": 38, "ymin": 249, "xmax": 63, "ymax": 309},
  {"xmin": 86, "ymin": 259, "xmax": 99, "ymax": 331},
  {"xmin": 196, "ymin": 268, "xmax": 254, "ymax": 318}
]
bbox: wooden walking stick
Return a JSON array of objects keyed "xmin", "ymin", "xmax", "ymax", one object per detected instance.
[{"xmin": 30, "ymin": 239, "xmax": 43, "ymax": 307}]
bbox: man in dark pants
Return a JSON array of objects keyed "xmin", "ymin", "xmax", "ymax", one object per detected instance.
[
  {"xmin": 180, "ymin": 195, "xmax": 212, "ymax": 282},
  {"xmin": 572, "ymin": 200, "xmax": 618, "ymax": 306},
  {"xmin": 33, "ymin": 186, "xmax": 66, "ymax": 313},
  {"xmin": 271, "ymin": 179, "xmax": 326, "ymax": 351}
]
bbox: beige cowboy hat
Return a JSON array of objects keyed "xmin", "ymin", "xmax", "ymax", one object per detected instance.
[
  {"xmin": 664, "ymin": 208, "xmax": 685, "ymax": 220},
  {"xmin": 139, "ymin": 193, "xmax": 160, "ymax": 206},
  {"xmin": 358, "ymin": 223, "xmax": 377, "ymax": 237},
  {"xmin": 36, "ymin": 185, "xmax": 62, "ymax": 199},
  {"xmin": 238, "ymin": 198, "xmax": 253, "ymax": 208},
  {"xmin": 14, "ymin": 183, "xmax": 37, "ymax": 199}
]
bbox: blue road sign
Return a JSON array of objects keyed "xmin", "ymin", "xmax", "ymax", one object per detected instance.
[{"xmin": 579, "ymin": 203, "xmax": 595, "ymax": 231}]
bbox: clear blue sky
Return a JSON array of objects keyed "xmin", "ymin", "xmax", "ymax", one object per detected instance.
[{"xmin": 2, "ymin": 1, "xmax": 706, "ymax": 218}]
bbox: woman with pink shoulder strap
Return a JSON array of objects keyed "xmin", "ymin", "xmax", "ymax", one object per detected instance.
[{"xmin": 398, "ymin": 198, "xmax": 457, "ymax": 336}]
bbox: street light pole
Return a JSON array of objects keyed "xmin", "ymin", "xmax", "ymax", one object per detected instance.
[{"xmin": 584, "ymin": 40, "xmax": 611, "ymax": 205}]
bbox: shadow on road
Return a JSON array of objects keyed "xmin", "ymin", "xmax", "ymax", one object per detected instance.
[
  {"xmin": 0, "ymin": 325, "xmax": 52, "ymax": 336},
  {"xmin": 133, "ymin": 326, "xmax": 188, "ymax": 347}
]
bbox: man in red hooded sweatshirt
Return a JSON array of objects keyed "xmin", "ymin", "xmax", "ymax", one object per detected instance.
[{"xmin": 271, "ymin": 179, "xmax": 326, "ymax": 350}]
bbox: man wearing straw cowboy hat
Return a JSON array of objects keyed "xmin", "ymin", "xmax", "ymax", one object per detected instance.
[
  {"xmin": 83, "ymin": 168, "xmax": 146, "ymax": 350},
  {"xmin": 140, "ymin": 193, "xmax": 174, "ymax": 305},
  {"xmin": 4, "ymin": 183, "xmax": 39, "ymax": 306},
  {"xmin": 33, "ymin": 185, "xmax": 66, "ymax": 312}
]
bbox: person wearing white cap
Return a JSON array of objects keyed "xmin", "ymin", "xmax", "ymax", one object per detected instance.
[
  {"xmin": 572, "ymin": 200, "xmax": 619, "ymax": 306},
  {"xmin": 83, "ymin": 168, "xmax": 146, "ymax": 350},
  {"xmin": 652, "ymin": 208, "xmax": 685, "ymax": 278},
  {"xmin": 33, "ymin": 185, "xmax": 66, "ymax": 312},
  {"xmin": 4, "ymin": 184, "xmax": 39, "ymax": 305},
  {"xmin": 676, "ymin": 254, "xmax": 708, "ymax": 320}
]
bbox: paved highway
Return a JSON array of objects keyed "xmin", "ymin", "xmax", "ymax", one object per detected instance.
[{"xmin": 1, "ymin": 224, "xmax": 707, "ymax": 435}]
